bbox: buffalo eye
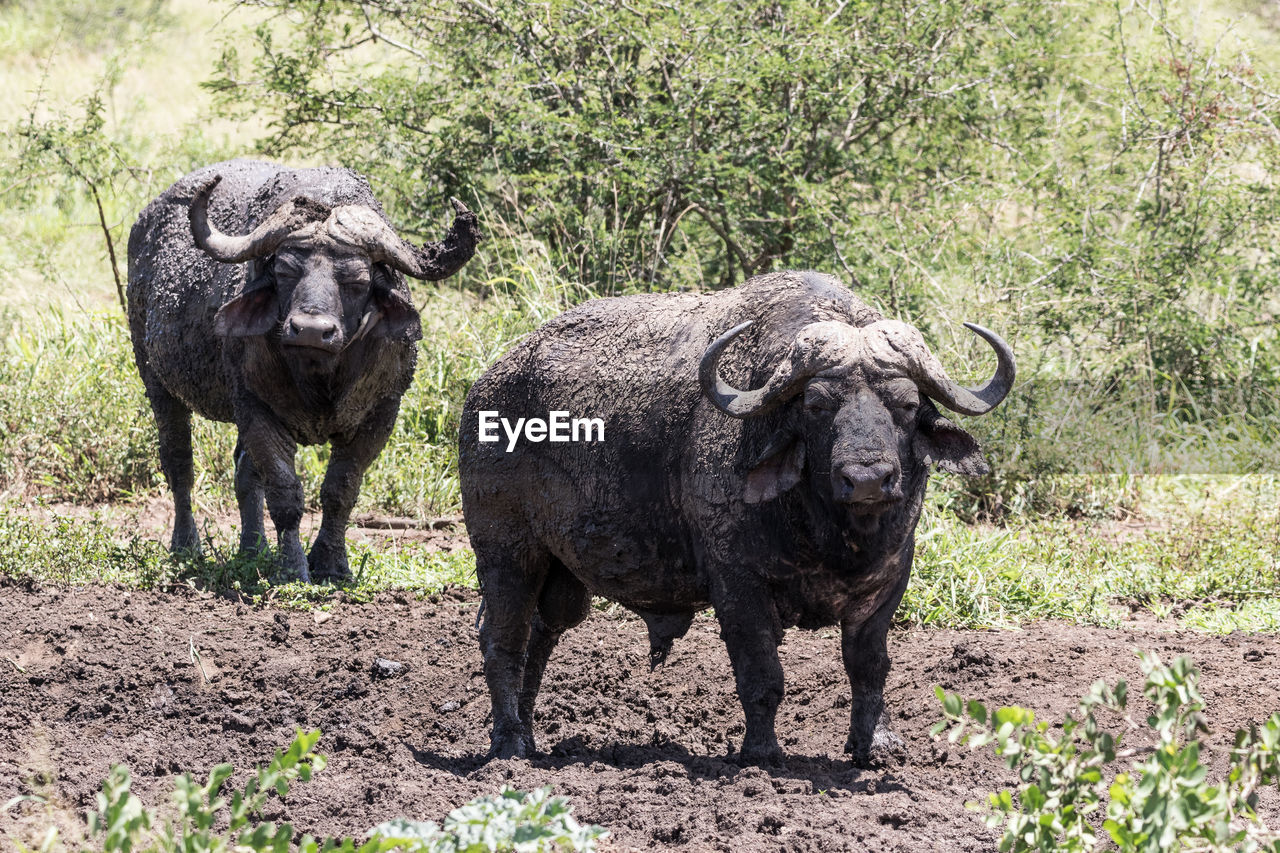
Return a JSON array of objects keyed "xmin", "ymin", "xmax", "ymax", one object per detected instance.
[
  {"xmin": 883, "ymin": 381, "xmax": 921, "ymax": 417},
  {"xmin": 336, "ymin": 261, "xmax": 372, "ymax": 291},
  {"xmin": 803, "ymin": 384, "xmax": 838, "ymax": 413},
  {"xmin": 273, "ymin": 255, "xmax": 303, "ymax": 283}
]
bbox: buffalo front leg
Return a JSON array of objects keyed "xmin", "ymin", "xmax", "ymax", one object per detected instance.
[
  {"xmin": 238, "ymin": 413, "xmax": 308, "ymax": 582},
  {"xmin": 144, "ymin": 383, "xmax": 199, "ymax": 554},
  {"xmin": 711, "ymin": 575, "xmax": 785, "ymax": 766},
  {"xmin": 842, "ymin": 565, "xmax": 911, "ymax": 767},
  {"xmin": 308, "ymin": 398, "xmax": 400, "ymax": 583}
]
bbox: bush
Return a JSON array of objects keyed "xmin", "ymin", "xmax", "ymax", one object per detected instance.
[
  {"xmin": 7, "ymin": 0, "xmax": 1280, "ymax": 520},
  {"xmin": 15, "ymin": 730, "xmax": 607, "ymax": 853},
  {"xmin": 934, "ymin": 651, "xmax": 1280, "ymax": 852},
  {"xmin": 205, "ymin": 0, "xmax": 1280, "ymax": 515},
  {"xmin": 207, "ymin": 0, "xmax": 1061, "ymax": 293}
]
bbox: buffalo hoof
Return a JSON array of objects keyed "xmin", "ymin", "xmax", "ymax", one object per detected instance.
[
  {"xmin": 738, "ymin": 741, "xmax": 786, "ymax": 768},
  {"xmin": 278, "ymin": 539, "xmax": 311, "ymax": 584},
  {"xmin": 170, "ymin": 521, "xmax": 201, "ymax": 556},
  {"xmin": 308, "ymin": 554, "xmax": 350, "ymax": 584},
  {"xmin": 845, "ymin": 727, "xmax": 907, "ymax": 769},
  {"xmin": 487, "ymin": 733, "xmax": 533, "ymax": 761},
  {"xmin": 308, "ymin": 537, "xmax": 351, "ymax": 584}
]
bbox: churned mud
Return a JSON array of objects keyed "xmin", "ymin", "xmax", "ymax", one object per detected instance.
[{"xmin": 3, "ymin": 580, "xmax": 1279, "ymax": 852}]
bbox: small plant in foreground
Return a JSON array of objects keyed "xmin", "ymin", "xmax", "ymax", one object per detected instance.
[
  {"xmin": 933, "ymin": 652, "xmax": 1280, "ymax": 852},
  {"xmin": 369, "ymin": 789, "xmax": 607, "ymax": 853},
  {"xmin": 24, "ymin": 730, "xmax": 605, "ymax": 853}
]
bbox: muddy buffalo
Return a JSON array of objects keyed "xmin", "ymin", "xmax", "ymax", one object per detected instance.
[
  {"xmin": 128, "ymin": 159, "xmax": 480, "ymax": 582},
  {"xmin": 459, "ymin": 270, "xmax": 1013, "ymax": 765}
]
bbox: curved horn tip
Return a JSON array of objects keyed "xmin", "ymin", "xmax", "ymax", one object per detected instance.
[
  {"xmin": 699, "ymin": 320, "xmax": 765, "ymax": 419},
  {"xmin": 962, "ymin": 321, "xmax": 1000, "ymax": 341},
  {"xmin": 961, "ymin": 322, "xmax": 1015, "ymax": 370},
  {"xmin": 449, "ymin": 196, "xmax": 469, "ymax": 214},
  {"xmin": 919, "ymin": 319, "xmax": 1015, "ymax": 416},
  {"xmin": 195, "ymin": 174, "xmax": 223, "ymax": 197}
]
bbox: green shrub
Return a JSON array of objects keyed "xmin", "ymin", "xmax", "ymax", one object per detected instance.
[
  {"xmin": 203, "ymin": 0, "xmax": 1280, "ymax": 515},
  {"xmin": 208, "ymin": 0, "xmax": 1061, "ymax": 294},
  {"xmin": 368, "ymin": 789, "xmax": 607, "ymax": 853},
  {"xmin": 14, "ymin": 730, "xmax": 606, "ymax": 853},
  {"xmin": 934, "ymin": 651, "xmax": 1280, "ymax": 852}
]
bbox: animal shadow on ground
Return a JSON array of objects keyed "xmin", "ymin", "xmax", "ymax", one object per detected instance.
[{"xmin": 402, "ymin": 732, "xmax": 910, "ymax": 798}]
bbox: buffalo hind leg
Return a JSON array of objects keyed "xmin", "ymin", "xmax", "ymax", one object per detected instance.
[
  {"xmin": 238, "ymin": 408, "xmax": 308, "ymax": 582},
  {"xmin": 145, "ymin": 382, "xmax": 199, "ymax": 554},
  {"xmin": 477, "ymin": 542, "xmax": 551, "ymax": 759},
  {"xmin": 518, "ymin": 564, "xmax": 590, "ymax": 750},
  {"xmin": 842, "ymin": 563, "xmax": 911, "ymax": 767},
  {"xmin": 710, "ymin": 574, "xmax": 786, "ymax": 766},
  {"xmin": 234, "ymin": 438, "xmax": 267, "ymax": 557}
]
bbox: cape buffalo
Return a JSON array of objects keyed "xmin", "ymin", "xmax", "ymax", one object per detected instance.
[
  {"xmin": 459, "ymin": 270, "xmax": 1013, "ymax": 765},
  {"xmin": 128, "ymin": 159, "xmax": 480, "ymax": 582}
]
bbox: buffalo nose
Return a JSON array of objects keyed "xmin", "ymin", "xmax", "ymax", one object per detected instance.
[
  {"xmin": 835, "ymin": 462, "xmax": 895, "ymax": 504},
  {"xmin": 284, "ymin": 313, "xmax": 340, "ymax": 350}
]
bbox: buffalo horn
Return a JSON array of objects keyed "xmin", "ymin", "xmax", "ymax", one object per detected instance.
[
  {"xmin": 700, "ymin": 320, "xmax": 852, "ymax": 418},
  {"xmin": 911, "ymin": 322, "xmax": 1015, "ymax": 416},
  {"xmin": 344, "ymin": 198, "xmax": 483, "ymax": 281},
  {"xmin": 188, "ymin": 175, "xmax": 329, "ymax": 263}
]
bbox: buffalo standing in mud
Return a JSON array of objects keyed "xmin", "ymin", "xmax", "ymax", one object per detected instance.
[
  {"xmin": 128, "ymin": 159, "xmax": 480, "ymax": 582},
  {"xmin": 459, "ymin": 271, "xmax": 1014, "ymax": 765}
]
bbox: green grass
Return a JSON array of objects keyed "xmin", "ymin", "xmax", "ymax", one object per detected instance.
[
  {"xmin": 3, "ymin": 252, "xmax": 1280, "ymax": 631},
  {"xmin": 906, "ymin": 476, "xmax": 1280, "ymax": 632},
  {"xmin": 0, "ymin": 500, "xmax": 476, "ymax": 609}
]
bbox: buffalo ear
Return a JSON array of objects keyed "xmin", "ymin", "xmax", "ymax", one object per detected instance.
[
  {"xmin": 917, "ymin": 402, "xmax": 990, "ymax": 476},
  {"xmin": 214, "ymin": 288, "xmax": 277, "ymax": 337},
  {"xmin": 370, "ymin": 284, "xmax": 422, "ymax": 344},
  {"xmin": 745, "ymin": 430, "xmax": 806, "ymax": 504}
]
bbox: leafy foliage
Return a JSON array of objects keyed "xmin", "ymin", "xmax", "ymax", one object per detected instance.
[
  {"xmin": 202, "ymin": 0, "xmax": 1280, "ymax": 517},
  {"xmin": 83, "ymin": 729, "xmax": 329, "ymax": 852},
  {"xmin": 934, "ymin": 651, "xmax": 1280, "ymax": 852},
  {"xmin": 209, "ymin": 0, "xmax": 1061, "ymax": 293},
  {"xmin": 10, "ymin": 57, "xmax": 138, "ymax": 312},
  {"xmin": 368, "ymin": 789, "xmax": 607, "ymax": 853},
  {"xmin": 44, "ymin": 730, "xmax": 606, "ymax": 852}
]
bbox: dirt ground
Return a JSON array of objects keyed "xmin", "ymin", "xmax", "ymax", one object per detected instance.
[
  {"xmin": 21, "ymin": 496, "xmax": 473, "ymax": 552},
  {"xmin": 2, "ymin": 580, "xmax": 1280, "ymax": 852}
]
